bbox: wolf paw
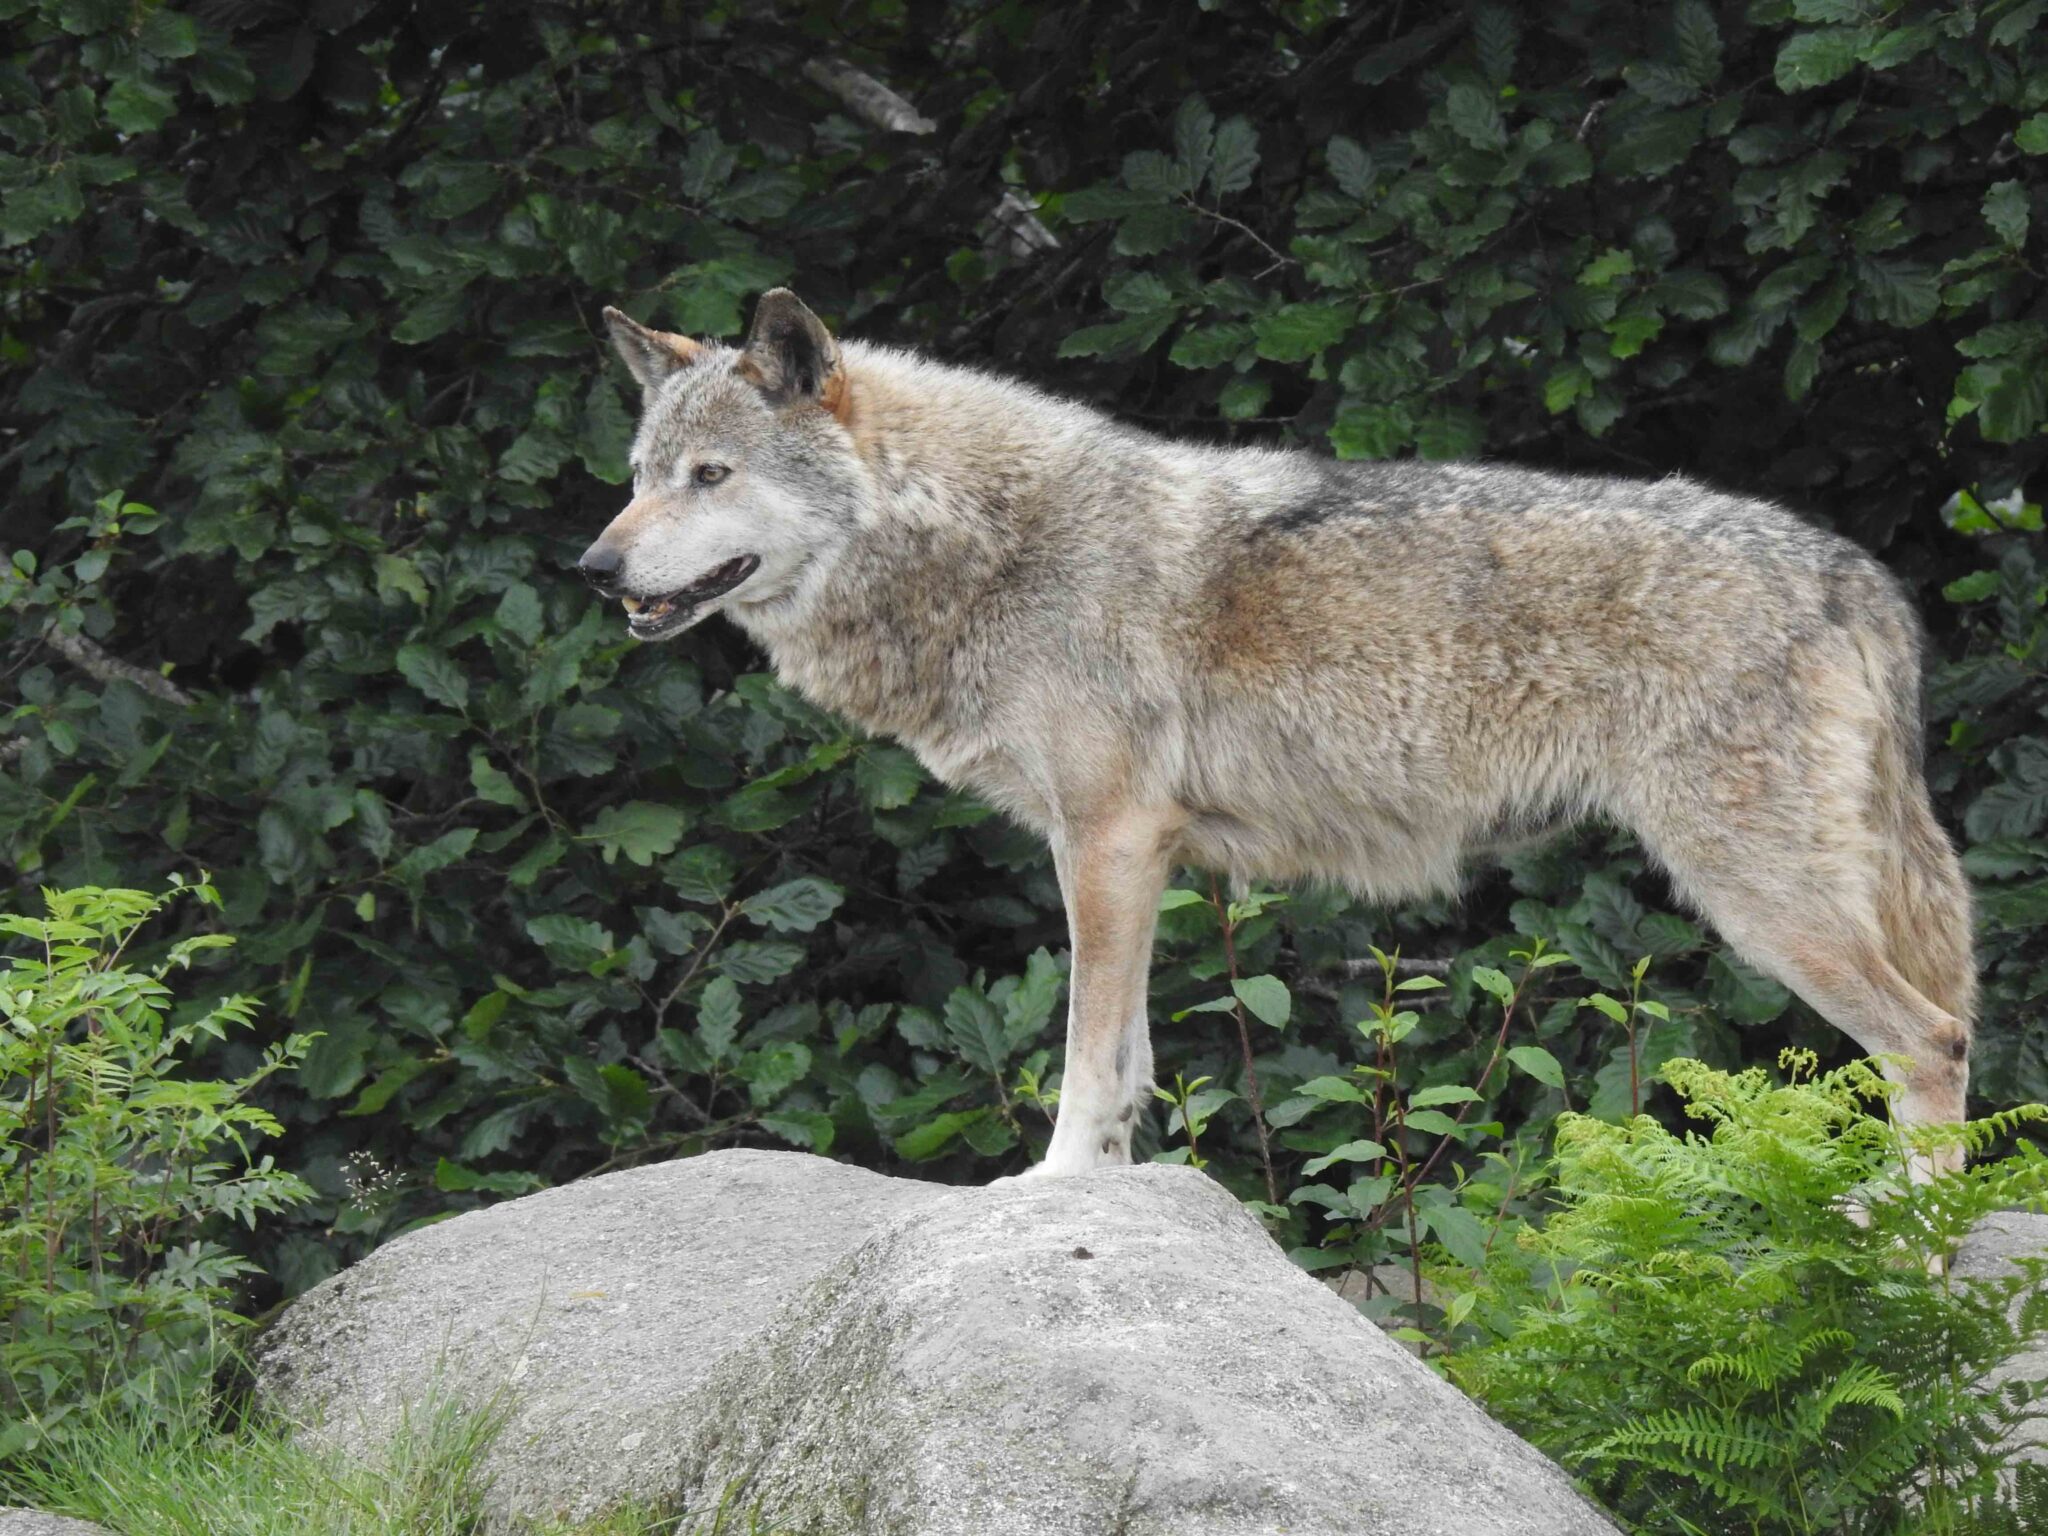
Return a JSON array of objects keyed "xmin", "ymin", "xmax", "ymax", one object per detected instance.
[
  {"xmin": 989, "ymin": 1157, "xmax": 1092, "ymax": 1186},
  {"xmin": 992, "ymin": 1128, "xmax": 1135, "ymax": 1184}
]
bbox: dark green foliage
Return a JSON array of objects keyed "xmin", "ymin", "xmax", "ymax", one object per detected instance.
[
  {"xmin": 0, "ymin": 1, "xmax": 2043, "ymax": 1300},
  {"xmin": 1447, "ymin": 1055, "xmax": 2048, "ymax": 1535}
]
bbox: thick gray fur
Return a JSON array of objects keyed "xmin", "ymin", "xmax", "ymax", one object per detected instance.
[{"xmin": 587, "ymin": 291, "xmax": 1975, "ymax": 1178}]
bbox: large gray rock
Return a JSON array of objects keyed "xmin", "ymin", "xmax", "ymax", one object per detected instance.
[
  {"xmin": 257, "ymin": 1152, "xmax": 936, "ymax": 1523},
  {"xmin": 259, "ymin": 1150, "xmax": 1615, "ymax": 1534},
  {"xmin": 1954, "ymin": 1209, "xmax": 2048, "ymax": 1288},
  {"xmin": 0, "ymin": 1512, "xmax": 112, "ymax": 1536},
  {"xmin": 677, "ymin": 1164, "xmax": 1613, "ymax": 1535},
  {"xmin": 1953, "ymin": 1210, "xmax": 2048, "ymax": 1466}
]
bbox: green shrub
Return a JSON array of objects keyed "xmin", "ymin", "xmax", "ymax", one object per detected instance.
[
  {"xmin": 1447, "ymin": 1053, "xmax": 2048, "ymax": 1535},
  {"xmin": 1260, "ymin": 939, "xmax": 1577, "ymax": 1291},
  {"xmin": 0, "ymin": 879, "xmax": 310, "ymax": 1455}
]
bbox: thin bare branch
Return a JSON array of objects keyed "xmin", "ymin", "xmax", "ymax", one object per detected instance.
[
  {"xmin": 1337, "ymin": 955, "xmax": 1453, "ymax": 978},
  {"xmin": 1182, "ymin": 196, "xmax": 1296, "ymax": 277},
  {"xmin": 42, "ymin": 628, "xmax": 194, "ymax": 707},
  {"xmin": 989, "ymin": 189, "xmax": 1060, "ymax": 258},
  {"xmin": 802, "ymin": 58, "xmax": 936, "ymax": 135}
]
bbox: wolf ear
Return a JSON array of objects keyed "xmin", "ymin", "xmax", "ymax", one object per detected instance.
[
  {"xmin": 739, "ymin": 289, "xmax": 848, "ymax": 419},
  {"xmin": 602, "ymin": 306, "xmax": 704, "ymax": 392}
]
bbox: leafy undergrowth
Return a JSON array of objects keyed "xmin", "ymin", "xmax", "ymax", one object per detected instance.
[
  {"xmin": 1, "ymin": 879, "xmax": 312, "ymax": 1457},
  {"xmin": 0, "ymin": 879, "xmax": 785, "ymax": 1532},
  {"xmin": 1440, "ymin": 1054, "xmax": 2048, "ymax": 1536}
]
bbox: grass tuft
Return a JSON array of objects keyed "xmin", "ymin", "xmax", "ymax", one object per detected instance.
[{"xmin": 1, "ymin": 1377, "xmax": 783, "ymax": 1536}]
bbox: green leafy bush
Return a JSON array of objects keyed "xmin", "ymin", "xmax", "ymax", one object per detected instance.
[
  {"xmin": 0, "ymin": 1, "xmax": 2042, "ymax": 1292},
  {"xmin": 0, "ymin": 879, "xmax": 310, "ymax": 1454},
  {"xmin": 1447, "ymin": 1054, "xmax": 2048, "ymax": 1535},
  {"xmin": 1262, "ymin": 939, "xmax": 1574, "ymax": 1288}
]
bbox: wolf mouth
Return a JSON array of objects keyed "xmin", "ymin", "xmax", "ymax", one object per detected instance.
[{"xmin": 620, "ymin": 554, "xmax": 760, "ymax": 639}]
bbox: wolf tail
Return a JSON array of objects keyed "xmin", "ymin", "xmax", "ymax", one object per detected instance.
[{"xmin": 1853, "ymin": 592, "xmax": 1977, "ymax": 1031}]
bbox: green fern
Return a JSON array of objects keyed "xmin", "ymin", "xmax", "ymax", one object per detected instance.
[
  {"xmin": 1446, "ymin": 1053, "xmax": 2048, "ymax": 1535},
  {"xmin": 1595, "ymin": 1407, "xmax": 1789, "ymax": 1472}
]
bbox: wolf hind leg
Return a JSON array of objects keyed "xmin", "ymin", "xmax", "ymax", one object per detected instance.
[{"xmin": 1641, "ymin": 820, "xmax": 1969, "ymax": 1175}]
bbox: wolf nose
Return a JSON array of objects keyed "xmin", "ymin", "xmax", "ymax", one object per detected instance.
[{"xmin": 578, "ymin": 543, "xmax": 623, "ymax": 595}]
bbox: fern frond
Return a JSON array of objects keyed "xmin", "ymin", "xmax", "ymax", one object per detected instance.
[
  {"xmin": 1788, "ymin": 1363, "xmax": 1907, "ymax": 1438},
  {"xmin": 1594, "ymin": 1406, "xmax": 1787, "ymax": 1471}
]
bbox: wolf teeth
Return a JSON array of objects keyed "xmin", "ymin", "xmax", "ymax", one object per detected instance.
[{"xmin": 621, "ymin": 596, "xmax": 644, "ymax": 614}]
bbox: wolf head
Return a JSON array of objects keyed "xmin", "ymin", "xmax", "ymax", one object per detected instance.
[{"xmin": 579, "ymin": 289, "xmax": 865, "ymax": 641}]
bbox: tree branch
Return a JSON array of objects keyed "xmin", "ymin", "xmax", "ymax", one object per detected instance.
[
  {"xmin": 989, "ymin": 188, "xmax": 1060, "ymax": 258},
  {"xmin": 1297, "ymin": 957, "xmax": 1453, "ymax": 1006},
  {"xmin": 802, "ymin": 58, "xmax": 935, "ymax": 135},
  {"xmin": 41, "ymin": 628, "xmax": 195, "ymax": 707},
  {"xmin": 1342, "ymin": 955, "xmax": 1452, "ymax": 978}
]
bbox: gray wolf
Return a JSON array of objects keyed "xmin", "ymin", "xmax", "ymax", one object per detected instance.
[{"xmin": 580, "ymin": 289, "xmax": 1975, "ymax": 1178}]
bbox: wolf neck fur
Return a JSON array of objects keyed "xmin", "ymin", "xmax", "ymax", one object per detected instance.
[{"xmin": 734, "ymin": 344, "xmax": 1134, "ymax": 779}]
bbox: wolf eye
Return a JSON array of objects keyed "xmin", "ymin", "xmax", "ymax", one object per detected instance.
[{"xmin": 692, "ymin": 463, "xmax": 730, "ymax": 487}]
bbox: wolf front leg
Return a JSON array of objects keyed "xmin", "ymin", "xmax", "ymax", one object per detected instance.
[{"xmin": 1026, "ymin": 812, "xmax": 1173, "ymax": 1177}]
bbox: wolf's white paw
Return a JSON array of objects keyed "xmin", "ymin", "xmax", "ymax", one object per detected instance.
[
  {"xmin": 987, "ymin": 1162, "xmax": 1055, "ymax": 1186},
  {"xmin": 989, "ymin": 1157, "xmax": 1094, "ymax": 1186},
  {"xmin": 988, "ymin": 1096, "xmax": 1146, "ymax": 1185},
  {"xmin": 991, "ymin": 1126, "xmax": 1136, "ymax": 1184}
]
